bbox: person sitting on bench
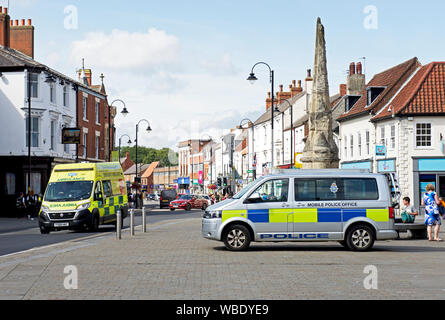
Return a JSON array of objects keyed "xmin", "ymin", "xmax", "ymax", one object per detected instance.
[{"xmin": 401, "ymin": 197, "xmax": 418, "ymax": 223}]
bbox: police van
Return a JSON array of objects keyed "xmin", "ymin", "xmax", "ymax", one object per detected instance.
[
  {"xmin": 38, "ymin": 162, "xmax": 129, "ymax": 234},
  {"xmin": 202, "ymin": 169, "xmax": 397, "ymax": 251}
]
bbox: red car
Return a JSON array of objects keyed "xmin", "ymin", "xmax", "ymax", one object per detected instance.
[{"xmin": 169, "ymin": 195, "xmax": 208, "ymax": 211}]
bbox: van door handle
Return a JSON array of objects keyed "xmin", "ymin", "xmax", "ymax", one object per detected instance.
[{"xmin": 281, "ymin": 204, "xmax": 290, "ymax": 208}]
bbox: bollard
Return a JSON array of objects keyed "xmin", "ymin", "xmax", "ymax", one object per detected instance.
[
  {"xmin": 116, "ymin": 209, "xmax": 122, "ymax": 240},
  {"xmin": 130, "ymin": 208, "xmax": 135, "ymax": 236},
  {"xmin": 142, "ymin": 206, "xmax": 147, "ymax": 233}
]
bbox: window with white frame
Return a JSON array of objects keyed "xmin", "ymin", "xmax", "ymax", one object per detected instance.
[
  {"xmin": 95, "ymin": 136, "xmax": 100, "ymax": 159},
  {"xmin": 416, "ymin": 123, "xmax": 432, "ymax": 147},
  {"xmin": 366, "ymin": 130, "xmax": 370, "ymax": 155},
  {"xmin": 50, "ymin": 120, "xmax": 56, "ymax": 150},
  {"xmin": 63, "ymin": 86, "xmax": 69, "ymax": 107},
  {"xmin": 350, "ymin": 135, "xmax": 354, "ymax": 158},
  {"xmin": 26, "ymin": 117, "xmax": 39, "ymax": 148},
  {"xmin": 83, "ymin": 132, "xmax": 88, "ymax": 157},
  {"xmin": 380, "ymin": 126, "xmax": 386, "ymax": 146},
  {"xmin": 95, "ymin": 102, "xmax": 100, "ymax": 124},
  {"xmin": 358, "ymin": 132, "xmax": 362, "ymax": 157},
  {"xmin": 390, "ymin": 125, "xmax": 396, "ymax": 149},
  {"xmin": 50, "ymin": 83, "xmax": 56, "ymax": 103},
  {"xmin": 83, "ymin": 97, "xmax": 88, "ymax": 120},
  {"xmin": 29, "ymin": 73, "xmax": 39, "ymax": 98}
]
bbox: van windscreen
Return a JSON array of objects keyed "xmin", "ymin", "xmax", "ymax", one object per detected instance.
[{"xmin": 44, "ymin": 181, "xmax": 94, "ymax": 202}]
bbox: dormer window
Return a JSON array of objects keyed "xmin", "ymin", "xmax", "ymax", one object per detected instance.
[
  {"xmin": 345, "ymin": 95, "xmax": 361, "ymax": 111},
  {"xmin": 367, "ymin": 87, "xmax": 385, "ymax": 106}
]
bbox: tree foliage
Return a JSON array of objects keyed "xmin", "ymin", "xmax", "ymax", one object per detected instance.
[{"xmin": 120, "ymin": 146, "xmax": 178, "ymax": 167}]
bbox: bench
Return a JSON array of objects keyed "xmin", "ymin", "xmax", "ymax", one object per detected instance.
[{"xmin": 394, "ymin": 218, "xmax": 427, "ymax": 239}]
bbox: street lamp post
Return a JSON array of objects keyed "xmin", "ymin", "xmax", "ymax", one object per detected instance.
[
  {"xmin": 118, "ymin": 134, "xmax": 132, "ymax": 162},
  {"xmin": 239, "ymin": 118, "xmax": 256, "ymax": 181},
  {"xmin": 247, "ymin": 62, "xmax": 275, "ymax": 169},
  {"xmin": 109, "ymin": 99, "xmax": 129, "ymax": 161},
  {"xmin": 135, "ymin": 119, "xmax": 152, "ymax": 183}
]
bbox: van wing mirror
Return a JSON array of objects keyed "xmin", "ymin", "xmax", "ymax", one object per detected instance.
[{"xmin": 95, "ymin": 193, "xmax": 103, "ymax": 201}]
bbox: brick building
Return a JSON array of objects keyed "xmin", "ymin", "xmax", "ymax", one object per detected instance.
[{"xmin": 76, "ymin": 66, "xmax": 111, "ymax": 162}]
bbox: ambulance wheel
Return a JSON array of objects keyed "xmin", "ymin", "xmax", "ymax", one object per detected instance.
[
  {"xmin": 40, "ymin": 226, "xmax": 50, "ymax": 234},
  {"xmin": 89, "ymin": 214, "xmax": 100, "ymax": 232},
  {"xmin": 223, "ymin": 224, "xmax": 251, "ymax": 251},
  {"xmin": 346, "ymin": 224, "xmax": 375, "ymax": 251}
]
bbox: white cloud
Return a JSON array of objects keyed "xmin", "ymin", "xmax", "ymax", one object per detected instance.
[
  {"xmin": 70, "ymin": 28, "xmax": 180, "ymax": 71},
  {"xmin": 67, "ymin": 27, "xmax": 265, "ymax": 151}
]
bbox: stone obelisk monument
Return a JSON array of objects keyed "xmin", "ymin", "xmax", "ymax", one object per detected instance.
[{"xmin": 301, "ymin": 18, "xmax": 339, "ymax": 169}]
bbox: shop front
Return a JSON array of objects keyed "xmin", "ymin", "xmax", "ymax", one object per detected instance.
[
  {"xmin": 413, "ymin": 158, "xmax": 445, "ymax": 210},
  {"xmin": 177, "ymin": 177, "xmax": 190, "ymax": 193}
]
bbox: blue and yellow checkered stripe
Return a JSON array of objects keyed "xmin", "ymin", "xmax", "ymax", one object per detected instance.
[
  {"xmin": 96, "ymin": 195, "xmax": 126, "ymax": 217},
  {"xmin": 222, "ymin": 208, "xmax": 389, "ymax": 223}
]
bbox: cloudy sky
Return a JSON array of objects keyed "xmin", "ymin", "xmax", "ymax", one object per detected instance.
[{"xmin": 7, "ymin": 0, "xmax": 445, "ymax": 150}]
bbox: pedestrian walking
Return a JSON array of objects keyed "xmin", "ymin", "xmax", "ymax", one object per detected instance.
[
  {"xmin": 16, "ymin": 192, "xmax": 27, "ymax": 218},
  {"xmin": 422, "ymin": 184, "xmax": 442, "ymax": 241}
]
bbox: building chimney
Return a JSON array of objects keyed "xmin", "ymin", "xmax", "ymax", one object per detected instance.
[
  {"xmin": 10, "ymin": 17, "xmax": 34, "ymax": 58},
  {"xmin": 305, "ymin": 69, "xmax": 313, "ymax": 94},
  {"xmin": 340, "ymin": 84, "xmax": 347, "ymax": 96},
  {"xmin": 356, "ymin": 62, "xmax": 363, "ymax": 75},
  {"xmin": 349, "ymin": 62, "xmax": 356, "ymax": 75},
  {"xmin": 266, "ymin": 92, "xmax": 272, "ymax": 111},
  {"xmin": 346, "ymin": 62, "xmax": 366, "ymax": 95},
  {"xmin": 0, "ymin": 7, "xmax": 11, "ymax": 48}
]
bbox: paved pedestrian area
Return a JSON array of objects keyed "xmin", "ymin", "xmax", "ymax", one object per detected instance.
[{"xmin": 0, "ymin": 217, "xmax": 444, "ymax": 300}]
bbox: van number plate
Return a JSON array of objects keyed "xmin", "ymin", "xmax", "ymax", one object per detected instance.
[{"xmin": 54, "ymin": 222, "xmax": 69, "ymax": 227}]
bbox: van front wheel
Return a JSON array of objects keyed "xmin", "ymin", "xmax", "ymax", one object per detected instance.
[
  {"xmin": 223, "ymin": 225, "xmax": 251, "ymax": 251},
  {"xmin": 346, "ymin": 224, "xmax": 375, "ymax": 251},
  {"xmin": 89, "ymin": 214, "xmax": 100, "ymax": 232}
]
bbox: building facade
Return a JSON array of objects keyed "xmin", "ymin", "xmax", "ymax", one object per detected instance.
[{"xmin": 337, "ymin": 58, "xmax": 445, "ymax": 209}]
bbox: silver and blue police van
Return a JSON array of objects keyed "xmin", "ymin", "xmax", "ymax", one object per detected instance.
[{"xmin": 202, "ymin": 169, "xmax": 397, "ymax": 251}]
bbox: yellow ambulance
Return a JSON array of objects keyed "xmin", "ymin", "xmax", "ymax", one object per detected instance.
[{"xmin": 38, "ymin": 162, "xmax": 129, "ymax": 234}]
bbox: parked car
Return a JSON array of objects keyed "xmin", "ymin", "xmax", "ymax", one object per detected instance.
[
  {"xmin": 148, "ymin": 193, "xmax": 159, "ymax": 201},
  {"xmin": 160, "ymin": 189, "xmax": 177, "ymax": 209},
  {"xmin": 169, "ymin": 195, "xmax": 208, "ymax": 211},
  {"xmin": 201, "ymin": 195, "xmax": 214, "ymax": 206}
]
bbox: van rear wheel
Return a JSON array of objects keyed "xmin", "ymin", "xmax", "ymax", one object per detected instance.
[
  {"xmin": 223, "ymin": 225, "xmax": 251, "ymax": 251},
  {"xmin": 346, "ymin": 224, "xmax": 375, "ymax": 251}
]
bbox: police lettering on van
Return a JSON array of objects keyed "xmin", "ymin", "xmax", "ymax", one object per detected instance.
[{"xmin": 202, "ymin": 169, "xmax": 397, "ymax": 251}]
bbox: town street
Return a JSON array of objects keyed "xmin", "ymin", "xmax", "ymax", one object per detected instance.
[
  {"xmin": 0, "ymin": 215, "xmax": 444, "ymax": 300},
  {"xmin": 0, "ymin": 202, "xmax": 204, "ymax": 257}
]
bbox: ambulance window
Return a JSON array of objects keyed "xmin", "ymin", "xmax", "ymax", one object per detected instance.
[
  {"xmin": 103, "ymin": 181, "xmax": 113, "ymax": 197},
  {"xmin": 248, "ymin": 179, "xmax": 289, "ymax": 203},
  {"xmin": 294, "ymin": 179, "xmax": 316, "ymax": 201},
  {"xmin": 95, "ymin": 181, "xmax": 102, "ymax": 195}
]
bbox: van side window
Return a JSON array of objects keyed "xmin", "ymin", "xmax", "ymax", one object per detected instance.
[
  {"xmin": 343, "ymin": 178, "xmax": 378, "ymax": 200},
  {"xmin": 294, "ymin": 179, "xmax": 316, "ymax": 201},
  {"xmin": 295, "ymin": 178, "xmax": 378, "ymax": 201},
  {"xmin": 248, "ymin": 179, "xmax": 289, "ymax": 203},
  {"xmin": 103, "ymin": 181, "xmax": 113, "ymax": 197}
]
